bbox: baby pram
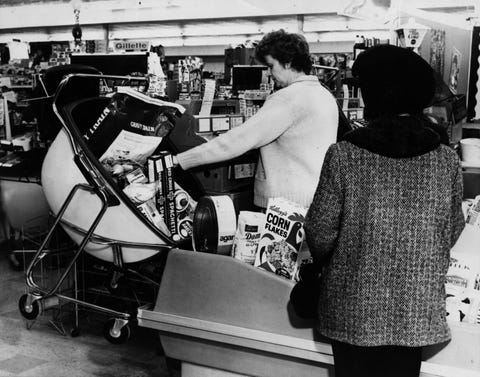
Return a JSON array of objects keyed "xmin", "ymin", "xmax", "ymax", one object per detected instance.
[{"xmin": 18, "ymin": 72, "xmax": 186, "ymax": 343}]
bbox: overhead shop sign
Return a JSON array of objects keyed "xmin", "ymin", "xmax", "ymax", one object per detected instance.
[{"xmin": 114, "ymin": 40, "xmax": 150, "ymax": 52}]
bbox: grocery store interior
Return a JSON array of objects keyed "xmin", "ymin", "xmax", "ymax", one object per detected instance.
[{"xmin": 0, "ymin": 0, "xmax": 480, "ymax": 376}]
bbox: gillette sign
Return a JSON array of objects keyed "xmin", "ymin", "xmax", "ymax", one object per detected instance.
[{"xmin": 114, "ymin": 40, "xmax": 149, "ymax": 51}]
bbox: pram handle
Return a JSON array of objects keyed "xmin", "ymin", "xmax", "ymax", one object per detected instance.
[
  {"xmin": 73, "ymin": 153, "xmax": 120, "ymax": 207},
  {"xmin": 52, "ymin": 73, "xmax": 148, "ymax": 156},
  {"xmin": 52, "ymin": 73, "xmax": 142, "ymax": 207}
]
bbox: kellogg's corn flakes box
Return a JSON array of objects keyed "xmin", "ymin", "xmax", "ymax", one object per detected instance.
[{"xmin": 254, "ymin": 197, "xmax": 308, "ymax": 280}]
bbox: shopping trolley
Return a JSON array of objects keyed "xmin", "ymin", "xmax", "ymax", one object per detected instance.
[{"xmin": 18, "ymin": 73, "xmax": 180, "ymax": 343}]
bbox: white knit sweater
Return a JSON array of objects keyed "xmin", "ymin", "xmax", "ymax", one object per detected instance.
[{"xmin": 176, "ymin": 75, "xmax": 339, "ymax": 208}]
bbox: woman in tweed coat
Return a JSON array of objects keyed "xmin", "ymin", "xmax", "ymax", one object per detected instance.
[{"xmin": 304, "ymin": 45, "xmax": 465, "ymax": 377}]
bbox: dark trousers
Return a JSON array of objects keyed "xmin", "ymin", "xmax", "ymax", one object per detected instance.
[{"xmin": 331, "ymin": 340, "xmax": 422, "ymax": 377}]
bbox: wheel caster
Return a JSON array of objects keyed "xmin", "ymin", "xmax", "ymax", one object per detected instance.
[
  {"xmin": 107, "ymin": 270, "xmax": 124, "ymax": 294},
  {"xmin": 8, "ymin": 252, "xmax": 22, "ymax": 271},
  {"xmin": 103, "ymin": 318, "xmax": 130, "ymax": 344},
  {"xmin": 70, "ymin": 327, "xmax": 80, "ymax": 337},
  {"xmin": 107, "ymin": 282, "xmax": 119, "ymax": 294},
  {"xmin": 18, "ymin": 294, "xmax": 41, "ymax": 320}
]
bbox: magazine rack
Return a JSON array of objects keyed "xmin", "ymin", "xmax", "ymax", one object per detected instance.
[{"xmin": 18, "ymin": 73, "xmax": 179, "ymax": 343}]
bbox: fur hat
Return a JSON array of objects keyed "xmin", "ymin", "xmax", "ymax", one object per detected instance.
[{"xmin": 352, "ymin": 44, "xmax": 435, "ymax": 118}]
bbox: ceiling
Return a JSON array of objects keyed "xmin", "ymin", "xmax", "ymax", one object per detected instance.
[{"xmin": 0, "ymin": 0, "xmax": 477, "ymax": 54}]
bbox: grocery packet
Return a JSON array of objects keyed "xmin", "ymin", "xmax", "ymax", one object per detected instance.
[
  {"xmin": 254, "ymin": 198, "xmax": 309, "ymax": 280},
  {"xmin": 445, "ymin": 195, "xmax": 480, "ymax": 324},
  {"xmin": 84, "ymin": 87, "xmax": 184, "ymax": 163},
  {"xmin": 123, "ymin": 171, "xmax": 196, "ymax": 242},
  {"xmin": 232, "ymin": 211, "xmax": 266, "ymax": 265},
  {"xmin": 465, "ymin": 195, "xmax": 480, "ymax": 228},
  {"xmin": 146, "ymin": 153, "xmax": 196, "ymax": 242},
  {"xmin": 445, "ymin": 251, "xmax": 480, "ymax": 324}
]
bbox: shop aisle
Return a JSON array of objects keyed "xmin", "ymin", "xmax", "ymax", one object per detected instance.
[{"xmin": 0, "ymin": 250, "xmax": 177, "ymax": 377}]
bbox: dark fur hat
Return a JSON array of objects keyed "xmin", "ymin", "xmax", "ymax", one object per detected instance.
[{"xmin": 352, "ymin": 44, "xmax": 435, "ymax": 118}]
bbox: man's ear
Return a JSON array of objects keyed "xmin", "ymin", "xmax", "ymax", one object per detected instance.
[{"xmin": 285, "ymin": 62, "xmax": 291, "ymax": 69}]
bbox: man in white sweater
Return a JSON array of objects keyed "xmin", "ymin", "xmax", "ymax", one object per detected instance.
[{"xmin": 174, "ymin": 30, "xmax": 338, "ymax": 209}]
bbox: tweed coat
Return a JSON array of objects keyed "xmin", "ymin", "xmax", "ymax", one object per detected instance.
[{"xmin": 304, "ymin": 121, "xmax": 465, "ymax": 347}]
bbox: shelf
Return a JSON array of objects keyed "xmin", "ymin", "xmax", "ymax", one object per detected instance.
[
  {"xmin": 464, "ymin": 122, "xmax": 480, "ymax": 130},
  {"xmin": 9, "ymin": 85, "xmax": 33, "ymax": 90}
]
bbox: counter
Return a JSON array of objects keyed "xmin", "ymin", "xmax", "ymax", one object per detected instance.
[{"xmin": 138, "ymin": 249, "xmax": 480, "ymax": 377}]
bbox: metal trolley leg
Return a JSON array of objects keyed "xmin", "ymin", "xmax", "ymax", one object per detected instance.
[{"xmin": 19, "ymin": 183, "xmax": 113, "ymax": 321}]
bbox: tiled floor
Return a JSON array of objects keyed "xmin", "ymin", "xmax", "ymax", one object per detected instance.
[{"xmin": 0, "ymin": 248, "xmax": 177, "ymax": 377}]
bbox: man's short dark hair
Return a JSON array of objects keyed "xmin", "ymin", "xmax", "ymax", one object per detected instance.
[{"xmin": 255, "ymin": 29, "xmax": 312, "ymax": 74}]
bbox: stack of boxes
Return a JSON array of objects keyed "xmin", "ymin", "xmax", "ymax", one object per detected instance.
[
  {"xmin": 174, "ymin": 57, "xmax": 204, "ymax": 101},
  {"xmin": 49, "ymin": 43, "xmax": 71, "ymax": 66},
  {"xmin": 85, "ymin": 40, "xmax": 108, "ymax": 54},
  {"xmin": 239, "ymin": 89, "xmax": 269, "ymax": 120},
  {"xmin": 147, "ymin": 153, "xmax": 180, "ymax": 241}
]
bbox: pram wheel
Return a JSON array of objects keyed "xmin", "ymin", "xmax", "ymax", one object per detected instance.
[
  {"xmin": 70, "ymin": 327, "xmax": 80, "ymax": 337},
  {"xmin": 103, "ymin": 318, "xmax": 130, "ymax": 344},
  {"xmin": 18, "ymin": 294, "xmax": 42, "ymax": 320}
]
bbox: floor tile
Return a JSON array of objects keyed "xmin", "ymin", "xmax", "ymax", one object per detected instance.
[{"xmin": 0, "ymin": 354, "xmax": 47, "ymax": 374}]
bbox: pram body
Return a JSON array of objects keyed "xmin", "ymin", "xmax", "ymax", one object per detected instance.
[
  {"xmin": 42, "ymin": 126, "xmax": 168, "ymax": 264},
  {"xmin": 42, "ymin": 72, "xmax": 178, "ymax": 263},
  {"xmin": 19, "ymin": 72, "xmax": 181, "ymax": 343}
]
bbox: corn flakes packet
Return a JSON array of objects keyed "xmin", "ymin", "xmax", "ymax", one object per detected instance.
[{"xmin": 254, "ymin": 198, "xmax": 308, "ymax": 280}]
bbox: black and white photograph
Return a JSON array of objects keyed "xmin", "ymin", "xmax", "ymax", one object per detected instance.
[{"xmin": 0, "ymin": 1, "xmax": 479, "ymax": 376}]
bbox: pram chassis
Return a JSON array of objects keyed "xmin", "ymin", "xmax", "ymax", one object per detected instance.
[{"xmin": 18, "ymin": 73, "xmax": 177, "ymax": 343}]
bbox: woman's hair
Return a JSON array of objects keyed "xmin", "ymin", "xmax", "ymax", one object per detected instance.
[{"xmin": 255, "ymin": 29, "xmax": 312, "ymax": 74}]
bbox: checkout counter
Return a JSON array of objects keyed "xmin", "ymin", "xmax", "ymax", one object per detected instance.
[{"xmin": 138, "ymin": 248, "xmax": 480, "ymax": 377}]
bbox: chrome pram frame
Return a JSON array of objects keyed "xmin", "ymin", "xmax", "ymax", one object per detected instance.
[{"xmin": 18, "ymin": 73, "xmax": 177, "ymax": 344}]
